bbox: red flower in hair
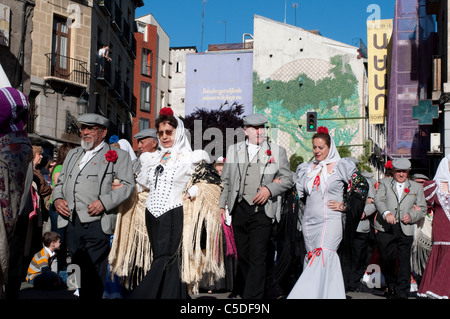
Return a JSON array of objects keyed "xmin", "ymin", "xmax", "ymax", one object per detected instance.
[
  {"xmin": 317, "ymin": 126, "xmax": 329, "ymax": 134},
  {"xmin": 385, "ymin": 161, "xmax": 393, "ymax": 169},
  {"xmin": 159, "ymin": 107, "xmax": 174, "ymax": 116},
  {"xmin": 105, "ymin": 150, "xmax": 118, "ymax": 163}
]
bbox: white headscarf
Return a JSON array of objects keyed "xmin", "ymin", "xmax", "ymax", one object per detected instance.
[
  {"xmin": 158, "ymin": 115, "xmax": 192, "ymax": 157},
  {"xmin": 118, "ymin": 139, "xmax": 137, "ymax": 161},
  {"xmin": 306, "ymin": 133, "xmax": 341, "ymax": 194},
  {"xmin": 433, "ymin": 154, "xmax": 450, "ymax": 183}
]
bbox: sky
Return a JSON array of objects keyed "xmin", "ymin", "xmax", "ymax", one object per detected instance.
[{"xmin": 136, "ymin": 0, "xmax": 396, "ymax": 51}]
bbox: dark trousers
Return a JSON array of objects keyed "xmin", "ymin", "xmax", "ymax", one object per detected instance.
[
  {"xmin": 232, "ymin": 199, "xmax": 272, "ymax": 299},
  {"xmin": 376, "ymin": 223, "xmax": 413, "ymax": 297},
  {"xmin": 349, "ymin": 231, "xmax": 374, "ymax": 290},
  {"xmin": 66, "ymin": 213, "xmax": 111, "ymax": 299}
]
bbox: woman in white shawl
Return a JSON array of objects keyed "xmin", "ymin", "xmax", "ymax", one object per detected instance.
[
  {"xmin": 130, "ymin": 107, "xmax": 210, "ymax": 299},
  {"xmin": 287, "ymin": 126, "xmax": 358, "ymax": 299}
]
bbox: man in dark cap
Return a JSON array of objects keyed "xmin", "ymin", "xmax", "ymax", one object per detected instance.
[
  {"xmin": 53, "ymin": 113, "xmax": 135, "ymax": 298},
  {"xmin": 219, "ymin": 113, "xmax": 293, "ymax": 299},
  {"xmin": 374, "ymin": 158, "xmax": 426, "ymax": 299}
]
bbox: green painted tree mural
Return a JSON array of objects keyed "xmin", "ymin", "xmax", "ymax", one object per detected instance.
[{"xmin": 253, "ymin": 55, "xmax": 362, "ymax": 160}]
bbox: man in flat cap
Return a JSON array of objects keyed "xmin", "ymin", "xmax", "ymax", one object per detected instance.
[
  {"xmin": 53, "ymin": 113, "xmax": 135, "ymax": 298},
  {"xmin": 219, "ymin": 113, "xmax": 293, "ymax": 299},
  {"xmin": 133, "ymin": 128, "xmax": 159, "ymax": 176},
  {"xmin": 374, "ymin": 158, "xmax": 426, "ymax": 299}
]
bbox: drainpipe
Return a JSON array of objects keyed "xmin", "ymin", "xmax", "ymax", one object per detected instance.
[{"xmin": 19, "ymin": 0, "xmax": 35, "ymax": 92}]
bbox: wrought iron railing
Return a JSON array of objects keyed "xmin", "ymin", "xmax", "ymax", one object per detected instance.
[{"xmin": 45, "ymin": 53, "xmax": 89, "ymax": 86}]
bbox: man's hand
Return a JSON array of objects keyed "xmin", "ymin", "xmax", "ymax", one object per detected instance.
[
  {"xmin": 253, "ymin": 186, "xmax": 271, "ymax": 206},
  {"xmin": 401, "ymin": 213, "xmax": 411, "ymax": 224},
  {"xmin": 385, "ymin": 212, "xmax": 396, "ymax": 225},
  {"xmin": 112, "ymin": 181, "xmax": 123, "ymax": 190},
  {"xmin": 88, "ymin": 200, "xmax": 105, "ymax": 216},
  {"xmin": 54, "ymin": 198, "xmax": 70, "ymax": 217}
]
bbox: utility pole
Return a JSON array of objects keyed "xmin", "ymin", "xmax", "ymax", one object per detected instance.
[
  {"xmin": 293, "ymin": 2, "xmax": 298, "ymax": 26},
  {"xmin": 201, "ymin": 0, "xmax": 207, "ymax": 52}
]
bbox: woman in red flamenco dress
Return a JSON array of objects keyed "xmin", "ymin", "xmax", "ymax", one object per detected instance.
[{"xmin": 417, "ymin": 155, "xmax": 450, "ymax": 299}]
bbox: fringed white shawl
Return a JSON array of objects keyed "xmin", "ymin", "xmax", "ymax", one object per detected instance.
[
  {"xmin": 108, "ymin": 182, "xmax": 225, "ymax": 294},
  {"xmin": 108, "ymin": 188, "xmax": 152, "ymax": 290},
  {"xmin": 180, "ymin": 182, "xmax": 225, "ymax": 295}
]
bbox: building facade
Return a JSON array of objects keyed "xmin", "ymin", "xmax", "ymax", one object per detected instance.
[{"xmin": 26, "ymin": 0, "xmax": 142, "ymax": 153}]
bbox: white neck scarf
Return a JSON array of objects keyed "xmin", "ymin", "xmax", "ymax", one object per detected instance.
[
  {"xmin": 306, "ymin": 136, "xmax": 341, "ymax": 194},
  {"xmin": 157, "ymin": 115, "xmax": 192, "ymax": 162},
  {"xmin": 434, "ymin": 154, "xmax": 450, "ymax": 184}
]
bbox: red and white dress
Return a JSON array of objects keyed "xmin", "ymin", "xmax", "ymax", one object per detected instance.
[{"xmin": 417, "ymin": 180, "xmax": 450, "ymax": 299}]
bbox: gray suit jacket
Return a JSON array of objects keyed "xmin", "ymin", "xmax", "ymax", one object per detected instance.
[
  {"xmin": 374, "ymin": 177, "xmax": 426, "ymax": 236},
  {"xmin": 52, "ymin": 144, "xmax": 135, "ymax": 234},
  {"xmin": 356, "ymin": 177, "xmax": 377, "ymax": 233},
  {"xmin": 219, "ymin": 139, "xmax": 294, "ymax": 220}
]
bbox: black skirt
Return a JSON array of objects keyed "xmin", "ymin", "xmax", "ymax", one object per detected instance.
[{"xmin": 129, "ymin": 206, "xmax": 188, "ymax": 299}]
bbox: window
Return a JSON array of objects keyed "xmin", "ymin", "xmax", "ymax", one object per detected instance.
[
  {"xmin": 141, "ymin": 48, "xmax": 152, "ymax": 76},
  {"xmin": 139, "ymin": 118, "xmax": 150, "ymax": 131},
  {"xmin": 161, "ymin": 60, "xmax": 167, "ymax": 77},
  {"xmin": 176, "ymin": 61, "xmax": 183, "ymax": 73},
  {"xmin": 52, "ymin": 15, "xmax": 70, "ymax": 77},
  {"xmin": 140, "ymin": 81, "xmax": 151, "ymax": 112}
]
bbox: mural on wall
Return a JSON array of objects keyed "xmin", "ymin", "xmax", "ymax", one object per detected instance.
[{"xmin": 253, "ymin": 55, "xmax": 362, "ymax": 161}]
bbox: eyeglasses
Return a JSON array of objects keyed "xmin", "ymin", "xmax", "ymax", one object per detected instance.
[
  {"xmin": 80, "ymin": 125, "xmax": 102, "ymax": 132},
  {"xmin": 157, "ymin": 129, "xmax": 175, "ymax": 137}
]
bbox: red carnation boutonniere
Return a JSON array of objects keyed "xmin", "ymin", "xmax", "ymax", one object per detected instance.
[
  {"xmin": 404, "ymin": 188, "xmax": 410, "ymax": 194},
  {"xmin": 105, "ymin": 150, "xmax": 118, "ymax": 163},
  {"xmin": 266, "ymin": 150, "xmax": 275, "ymax": 163}
]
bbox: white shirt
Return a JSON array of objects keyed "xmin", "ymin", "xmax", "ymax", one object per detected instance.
[
  {"xmin": 396, "ymin": 181, "xmax": 406, "ymax": 201},
  {"xmin": 246, "ymin": 141, "xmax": 261, "ymax": 162},
  {"xmin": 137, "ymin": 150, "xmax": 210, "ymax": 217},
  {"xmin": 79, "ymin": 141, "xmax": 105, "ymax": 170}
]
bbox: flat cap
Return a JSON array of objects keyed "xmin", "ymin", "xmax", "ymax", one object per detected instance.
[
  {"xmin": 77, "ymin": 113, "xmax": 109, "ymax": 128},
  {"xmin": 392, "ymin": 158, "xmax": 411, "ymax": 170},
  {"xmin": 412, "ymin": 173, "xmax": 429, "ymax": 181},
  {"xmin": 134, "ymin": 128, "xmax": 157, "ymax": 140},
  {"xmin": 243, "ymin": 113, "xmax": 268, "ymax": 127}
]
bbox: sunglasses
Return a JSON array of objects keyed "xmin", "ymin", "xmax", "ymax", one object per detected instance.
[{"xmin": 157, "ymin": 129, "xmax": 175, "ymax": 137}]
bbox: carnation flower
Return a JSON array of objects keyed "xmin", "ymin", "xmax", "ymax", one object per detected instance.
[
  {"xmin": 105, "ymin": 150, "xmax": 118, "ymax": 163},
  {"xmin": 159, "ymin": 107, "xmax": 174, "ymax": 116},
  {"xmin": 317, "ymin": 126, "xmax": 329, "ymax": 134}
]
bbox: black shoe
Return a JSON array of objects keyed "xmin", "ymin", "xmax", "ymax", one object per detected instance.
[{"xmin": 384, "ymin": 287, "xmax": 396, "ymax": 299}]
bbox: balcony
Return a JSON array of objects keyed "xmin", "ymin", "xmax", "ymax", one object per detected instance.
[
  {"xmin": 96, "ymin": 58, "xmax": 112, "ymax": 87},
  {"xmin": 45, "ymin": 53, "xmax": 89, "ymax": 87}
]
